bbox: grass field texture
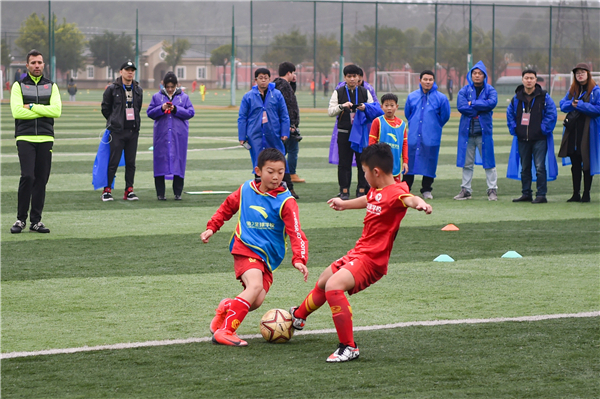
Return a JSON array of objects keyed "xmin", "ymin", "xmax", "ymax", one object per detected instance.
[{"xmin": 1, "ymin": 100, "xmax": 598, "ymax": 398}]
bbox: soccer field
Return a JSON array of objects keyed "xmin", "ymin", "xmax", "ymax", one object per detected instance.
[{"xmin": 1, "ymin": 102, "xmax": 598, "ymax": 398}]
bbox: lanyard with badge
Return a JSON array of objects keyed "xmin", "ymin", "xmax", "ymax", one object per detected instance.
[
  {"xmin": 521, "ymin": 97, "xmax": 535, "ymax": 126},
  {"xmin": 346, "ymin": 85, "xmax": 358, "ymax": 124},
  {"xmin": 261, "ymin": 89, "xmax": 269, "ymax": 124},
  {"xmin": 123, "ymin": 84, "xmax": 135, "ymax": 121}
]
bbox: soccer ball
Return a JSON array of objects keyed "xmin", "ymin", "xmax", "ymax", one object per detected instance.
[{"xmin": 259, "ymin": 308, "xmax": 295, "ymax": 343}]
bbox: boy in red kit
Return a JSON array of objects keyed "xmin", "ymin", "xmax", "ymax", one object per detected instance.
[
  {"xmin": 369, "ymin": 93, "xmax": 409, "ymax": 182},
  {"xmin": 200, "ymin": 148, "xmax": 309, "ymax": 347},
  {"xmin": 290, "ymin": 143, "xmax": 432, "ymax": 362}
]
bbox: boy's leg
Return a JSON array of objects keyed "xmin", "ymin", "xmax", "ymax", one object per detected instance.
[
  {"xmin": 324, "ymin": 268, "xmax": 357, "ymax": 348},
  {"xmin": 291, "ymin": 266, "xmax": 334, "ymax": 329}
]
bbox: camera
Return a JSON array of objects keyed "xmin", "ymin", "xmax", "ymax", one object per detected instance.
[{"xmin": 290, "ymin": 127, "xmax": 303, "ymax": 142}]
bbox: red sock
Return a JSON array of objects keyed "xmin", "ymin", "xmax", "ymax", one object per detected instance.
[
  {"xmin": 223, "ymin": 297, "xmax": 251, "ymax": 332},
  {"xmin": 295, "ymin": 282, "xmax": 327, "ymax": 319},
  {"xmin": 325, "ymin": 290, "xmax": 355, "ymax": 347}
]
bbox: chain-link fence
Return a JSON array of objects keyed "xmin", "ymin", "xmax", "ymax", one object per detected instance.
[{"xmin": 2, "ymin": 1, "xmax": 598, "ymax": 107}]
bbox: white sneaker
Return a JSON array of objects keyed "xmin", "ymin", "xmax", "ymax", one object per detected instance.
[
  {"xmin": 326, "ymin": 343, "xmax": 360, "ymax": 363},
  {"xmin": 289, "ymin": 306, "xmax": 306, "ymax": 330},
  {"xmin": 422, "ymin": 191, "xmax": 433, "ymax": 200}
]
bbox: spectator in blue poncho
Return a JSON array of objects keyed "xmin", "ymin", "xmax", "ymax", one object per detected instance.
[
  {"xmin": 238, "ymin": 68, "xmax": 290, "ymax": 176},
  {"xmin": 403, "ymin": 70, "xmax": 450, "ymax": 199},
  {"xmin": 454, "ymin": 61, "xmax": 499, "ymax": 201},
  {"xmin": 558, "ymin": 63, "xmax": 600, "ymax": 203}
]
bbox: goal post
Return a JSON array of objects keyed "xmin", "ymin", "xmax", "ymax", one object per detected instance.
[{"xmin": 376, "ymin": 71, "xmax": 421, "ymax": 95}]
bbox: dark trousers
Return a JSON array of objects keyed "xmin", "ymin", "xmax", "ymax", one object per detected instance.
[
  {"xmin": 403, "ymin": 174, "xmax": 434, "ymax": 194},
  {"xmin": 569, "ymin": 152, "xmax": 593, "ymax": 194},
  {"xmin": 155, "ymin": 175, "xmax": 184, "ymax": 197},
  {"xmin": 518, "ymin": 139, "xmax": 547, "ymax": 197},
  {"xmin": 107, "ymin": 129, "xmax": 139, "ymax": 190},
  {"xmin": 17, "ymin": 140, "xmax": 53, "ymax": 224},
  {"xmin": 337, "ymin": 132, "xmax": 368, "ymax": 194}
]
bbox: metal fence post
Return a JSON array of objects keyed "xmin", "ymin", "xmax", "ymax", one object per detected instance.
[
  {"xmin": 548, "ymin": 5, "xmax": 553, "ymax": 94},
  {"xmin": 313, "ymin": 1, "xmax": 317, "ymax": 108}
]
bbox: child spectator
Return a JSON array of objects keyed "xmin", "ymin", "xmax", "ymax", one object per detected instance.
[{"xmin": 369, "ymin": 93, "xmax": 409, "ymax": 182}]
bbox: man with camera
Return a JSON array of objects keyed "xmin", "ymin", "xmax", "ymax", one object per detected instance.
[
  {"xmin": 274, "ymin": 62, "xmax": 303, "ymax": 198},
  {"xmin": 328, "ymin": 64, "xmax": 374, "ymax": 200}
]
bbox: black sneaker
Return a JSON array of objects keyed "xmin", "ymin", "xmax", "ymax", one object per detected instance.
[
  {"xmin": 10, "ymin": 220, "xmax": 26, "ymax": 234},
  {"xmin": 124, "ymin": 188, "xmax": 139, "ymax": 201},
  {"xmin": 157, "ymin": 195, "xmax": 166, "ymax": 201},
  {"xmin": 340, "ymin": 192, "xmax": 350, "ymax": 201},
  {"xmin": 174, "ymin": 195, "xmax": 182, "ymax": 200},
  {"xmin": 102, "ymin": 189, "xmax": 113, "ymax": 202},
  {"xmin": 30, "ymin": 222, "xmax": 50, "ymax": 233}
]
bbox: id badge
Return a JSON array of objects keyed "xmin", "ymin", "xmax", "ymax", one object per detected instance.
[
  {"xmin": 521, "ymin": 112, "xmax": 530, "ymax": 126},
  {"xmin": 350, "ymin": 112, "xmax": 356, "ymax": 124},
  {"xmin": 126, "ymin": 108, "xmax": 135, "ymax": 121},
  {"xmin": 262, "ymin": 110, "xmax": 268, "ymax": 124}
]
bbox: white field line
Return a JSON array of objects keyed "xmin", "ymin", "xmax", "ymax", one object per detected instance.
[{"xmin": 2, "ymin": 311, "xmax": 597, "ymax": 360}]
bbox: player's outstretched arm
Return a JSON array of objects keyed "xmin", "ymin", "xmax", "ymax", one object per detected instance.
[
  {"xmin": 327, "ymin": 195, "xmax": 368, "ymax": 211},
  {"xmin": 200, "ymin": 229, "xmax": 214, "ymax": 243},
  {"xmin": 402, "ymin": 196, "xmax": 432, "ymax": 214},
  {"xmin": 293, "ymin": 263, "xmax": 308, "ymax": 282}
]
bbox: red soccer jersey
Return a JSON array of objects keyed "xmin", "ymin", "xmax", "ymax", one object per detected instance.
[{"xmin": 346, "ymin": 182, "xmax": 413, "ymax": 272}]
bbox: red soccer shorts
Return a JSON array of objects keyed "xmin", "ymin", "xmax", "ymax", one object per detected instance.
[
  {"xmin": 233, "ymin": 254, "xmax": 273, "ymax": 294},
  {"xmin": 330, "ymin": 255, "xmax": 386, "ymax": 295}
]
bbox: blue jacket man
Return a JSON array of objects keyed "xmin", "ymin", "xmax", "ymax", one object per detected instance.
[
  {"xmin": 507, "ymin": 69, "xmax": 558, "ymax": 204},
  {"xmin": 404, "ymin": 70, "xmax": 450, "ymax": 198},
  {"xmin": 454, "ymin": 61, "xmax": 499, "ymax": 201},
  {"xmin": 238, "ymin": 68, "xmax": 290, "ymax": 172}
]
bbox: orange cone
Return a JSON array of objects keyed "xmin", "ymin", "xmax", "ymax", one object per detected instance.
[{"xmin": 441, "ymin": 224, "xmax": 459, "ymax": 231}]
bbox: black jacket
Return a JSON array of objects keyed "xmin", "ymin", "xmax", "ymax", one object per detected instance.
[
  {"xmin": 336, "ymin": 85, "xmax": 369, "ymax": 132},
  {"xmin": 101, "ymin": 77, "xmax": 143, "ymax": 132},
  {"xmin": 273, "ymin": 77, "xmax": 300, "ymax": 128},
  {"xmin": 15, "ymin": 74, "xmax": 56, "ymax": 137},
  {"xmin": 513, "ymin": 84, "xmax": 547, "ymax": 142}
]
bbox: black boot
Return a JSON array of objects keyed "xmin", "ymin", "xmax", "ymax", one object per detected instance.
[
  {"xmin": 581, "ymin": 173, "xmax": 593, "ymax": 202},
  {"xmin": 567, "ymin": 193, "xmax": 581, "ymax": 202}
]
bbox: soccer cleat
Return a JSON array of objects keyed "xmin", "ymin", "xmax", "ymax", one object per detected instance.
[
  {"xmin": 124, "ymin": 187, "xmax": 139, "ymax": 201},
  {"xmin": 29, "ymin": 222, "xmax": 50, "ymax": 233},
  {"xmin": 513, "ymin": 194, "xmax": 532, "ymax": 202},
  {"xmin": 453, "ymin": 188, "xmax": 471, "ymax": 200},
  {"xmin": 10, "ymin": 220, "xmax": 26, "ymax": 234},
  {"xmin": 487, "ymin": 189, "xmax": 498, "ymax": 201},
  {"xmin": 102, "ymin": 188, "xmax": 113, "ymax": 201},
  {"xmin": 212, "ymin": 328, "xmax": 248, "ymax": 347},
  {"xmin": 422, "ymin": 191, "xmax": 433, "ymax": 200},
  {"xmin": 289, "ymin": 306, "xmax": 306, "ymax": 331},
  {"xmin": 326, "ymin": 343, "xmax": 360, "ymax": 363},
  {"xmin": 210, "ymin": 298, "xmax": 231, "ymax": 334}
]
